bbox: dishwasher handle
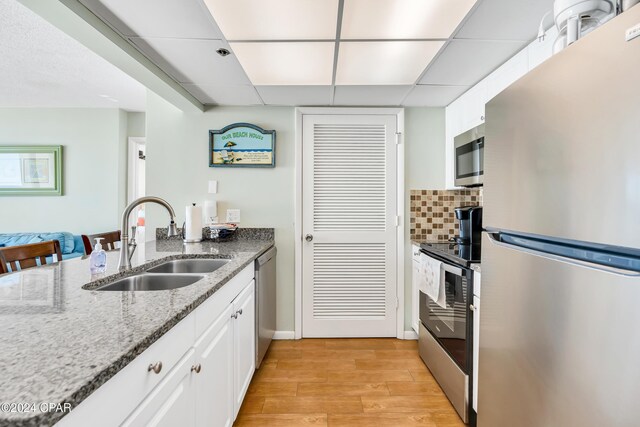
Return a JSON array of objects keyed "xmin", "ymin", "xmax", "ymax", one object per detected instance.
[{"xmin": 257, "ymin": 246, "xmax": 277, "ymax": 267}]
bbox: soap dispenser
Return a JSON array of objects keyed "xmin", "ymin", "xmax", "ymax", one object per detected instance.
[{"xmin": 90, "ymin": 237, "xmax": 107, "ymax": 274}]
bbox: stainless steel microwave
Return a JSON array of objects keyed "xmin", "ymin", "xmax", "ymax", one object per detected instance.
[{"xmin": 454, "ymin": 124, "xmax": 484, "ymax": 187}]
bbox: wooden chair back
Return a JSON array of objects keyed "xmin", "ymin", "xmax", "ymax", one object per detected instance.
[
  {"xmin": 82, "ymin": 230, "xmax": 121, "ymax": 255},
  {"xmin": 0, "ymin": 240, "xmax": 63, "ymax": 272}
]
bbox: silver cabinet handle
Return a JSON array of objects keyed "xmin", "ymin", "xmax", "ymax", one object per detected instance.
[
  {"xmin": 237, "ymin": 309, "xmax": 243, "ymax": 316},
  {"xmin": 470, "ymin": 304, "xmax": 476, "ymax": 312},
  {"xmin": 231, "ymin": 312, "xmax": 238, "ymax": 319},
  {"xmin": 305, "ymin": 234, "xmax": 313, "ymax": 242},
  {"xmin": 148, "ymin": 361, "xmax": 162, "ymax": 374},
  {"xmin": 191, "ymin": 363, "xmax": 202, "ymax": 374}
]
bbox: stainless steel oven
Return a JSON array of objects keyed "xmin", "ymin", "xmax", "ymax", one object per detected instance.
[
  {"xmin": 418, "ymin": 250, "xmax": 474, "ymax": 424},
  {"xmin": 454, "ymin": 124, "xmax": 484, "ymax": 187}
]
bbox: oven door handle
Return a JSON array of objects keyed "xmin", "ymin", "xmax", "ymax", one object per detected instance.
[{"xmin": 440, "ymin": 262, "xmax": 462, "ymax": 276}]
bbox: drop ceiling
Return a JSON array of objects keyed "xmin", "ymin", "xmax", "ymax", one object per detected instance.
[
  {"xmin": 78, "ymin": 0, "xmax": 554, "ymax": 107},
  {"xmin": 0, "ymin": 0, "xmax": 146, "ymax": 111}
]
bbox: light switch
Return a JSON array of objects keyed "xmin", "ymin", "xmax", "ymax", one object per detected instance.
[
  {"xmin": 208, "ymin": 180, "xmax": 218, "ymax": 194},
  {"xmin": 226, "ymin": 209, "xmax": 241, "ymax": 223}
]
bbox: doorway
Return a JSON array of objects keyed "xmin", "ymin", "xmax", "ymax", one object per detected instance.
[
  {"xmin": 296, "ymin": 108, "xmax": 405, "ymax": 338},
  {"xmin": 127, "ymin": 137, "xmax": 146, "ymax": 242}
]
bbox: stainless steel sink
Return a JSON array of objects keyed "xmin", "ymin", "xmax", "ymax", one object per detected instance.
[
  {"xmin": 95, "ymin": 274, "xmax": 205, "ymax": 291},
  {"xmin": 145, "ymin": 259, "xmax": 229, "ymax": 274}
]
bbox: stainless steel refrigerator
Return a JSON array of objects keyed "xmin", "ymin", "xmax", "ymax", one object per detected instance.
[{"xmin": 480, "ymin": 6, "xmax": 640, "ymax": 427}]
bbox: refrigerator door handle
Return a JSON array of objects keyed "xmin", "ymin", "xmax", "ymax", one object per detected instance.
[{"xmin": 487, "ymin": 232, "xmax": 640, "ymax": 278}]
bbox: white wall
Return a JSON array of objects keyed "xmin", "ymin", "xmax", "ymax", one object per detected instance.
[
  {"xmin": 403, "ymin": 107, "xmax": 446, "ymax": 329},
  {"xmin": 0, "ymin": 108, "xmax": 128, "ymax": 234},
  {"xmin": 145, "ymin": 92, "xmax": 446, "ymax": 332}
]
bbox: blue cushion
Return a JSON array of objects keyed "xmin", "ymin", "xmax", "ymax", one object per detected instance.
[
  {"xmin": 0, "ymin": 233, "xmax": 82, "ymax": 255},
  {"xmin": 0, "ymin": 234, "xmax": 44, "ymax": 247},
  {"xmin": 37, "ymin": 232, "xmax": 75, "ymax": 254}
]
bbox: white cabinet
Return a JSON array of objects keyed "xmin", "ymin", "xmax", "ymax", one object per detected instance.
[
  {"xmin": 485, "ymin": 49, "xmax": 529, "ymax": 105},
  {"xmin": 233, "ymin": 280, "xmax": 256, "ymax": 418},
  {"xmin": 122, "ymin": 349, "xmax": 196, "ymax": 427},
  {"xmin": 195, "ymin": 305, "xmax": 235, "ymax": 427},
  {"xmin": 472, "ymin": 269, "xmax": 481, "ymax": 414},
  {"xmin": 411, "ymin": 245, "xmax": 421, "ymax": 333},
  {"xmin": 58, "ymin": 263, "xmax": 257, "ymax": 427}
]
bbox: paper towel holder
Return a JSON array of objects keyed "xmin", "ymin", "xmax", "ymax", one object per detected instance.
[{"xmin": 183, "ymin": 203, "xmax": 203, "ymax": 243}]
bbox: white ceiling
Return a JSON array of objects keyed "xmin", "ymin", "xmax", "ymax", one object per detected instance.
[
  {"xmin": 78, "ymin": 0, "xmax": 554, "ymax": 107},
  {"xmin": 0, "ymin": 0, "xmax": 146, "ymax": 111}
]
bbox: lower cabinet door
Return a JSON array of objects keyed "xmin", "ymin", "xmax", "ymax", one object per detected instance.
[
  {"xmin": 121, "ymin": 349, "xmax": 196, "ymax": 427},
  {"xmin": 472, "ymin": 295, "xmax": 480, "ymax": 413},
  {"xmin": 233, "ymin": 280, "xmax": 256, "ymax": 418},
  {"xmin": 195, "ymin": 304, "xmax": 235, "ymax": 427},
  {"xmin": 411, "ymin": 259, "xmax": 420, "ymax": 333}
]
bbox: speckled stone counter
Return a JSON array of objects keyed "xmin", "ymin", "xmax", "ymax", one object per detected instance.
[{"xmin": 0, "ymin": 236, "xmax": 274, "ymax": 427}]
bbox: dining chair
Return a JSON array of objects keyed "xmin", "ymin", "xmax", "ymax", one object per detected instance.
[
  {"xmin": 0, "ymin": 240, "xmax": 63, "ymax": 272},
  {"xmin": 82, "ymin": 230, "xmax": 121, "ymax": 255}
]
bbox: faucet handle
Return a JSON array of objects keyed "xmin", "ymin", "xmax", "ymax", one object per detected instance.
[{"xmin": 130, "ymin": 226, "xmax": 137, "ymax": 239}]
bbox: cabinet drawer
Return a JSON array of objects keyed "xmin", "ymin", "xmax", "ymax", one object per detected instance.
[
  {"xmin": 56, "ymin": 313, "xmax": 195, "ymax": 427},
  {"xmin": 195, "ymin": 263, "xmax": 254, "ymax": 338}
]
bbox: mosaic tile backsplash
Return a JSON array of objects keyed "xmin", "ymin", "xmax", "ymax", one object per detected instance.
[{"xmin": 410, "ymin": 189, "xmax": 483, "ymax": 242}]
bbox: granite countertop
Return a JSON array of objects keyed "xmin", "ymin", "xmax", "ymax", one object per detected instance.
[{"xmin": 0, "ymin": 236, "xmax": 274, "ymax": 426}]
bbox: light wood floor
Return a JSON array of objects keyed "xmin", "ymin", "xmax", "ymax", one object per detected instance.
[{"xmin": 234, "ymin": 338, "xmax": 465, "ymax": 427}]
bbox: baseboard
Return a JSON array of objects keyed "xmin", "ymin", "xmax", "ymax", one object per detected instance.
[
  {"xmin": 273, "ymin": 331, "xmax": 296, "ymax": 340},
  {"xmin": 403, "ymin": 330, "xmax": 418, "ymax": 340}
]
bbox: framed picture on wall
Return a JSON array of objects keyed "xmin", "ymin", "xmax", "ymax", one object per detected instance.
[
  {"xmin": 209, "ymin": 123, "xmax": 276, "ymax": 168},
  {"xmin": 0, "ymin": 146, "xmax": 62, "ymax": 196}
]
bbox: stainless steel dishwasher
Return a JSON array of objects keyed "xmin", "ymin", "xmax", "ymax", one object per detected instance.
[{"xmin": 255, "ymin": 246, "xmax": 276, "ymax": 368}]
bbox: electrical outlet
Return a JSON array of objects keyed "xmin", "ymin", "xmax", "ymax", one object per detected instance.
[
  {"xmin": 226, "ymin": 209, "xmax": 240, "ymax": 223},
  {"xmin": 626, "ymin": 23, "xmax": 640, "ymax": 42}
]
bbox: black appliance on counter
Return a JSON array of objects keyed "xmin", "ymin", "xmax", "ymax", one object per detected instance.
[{"xmin": 454, "ymin": 206, "xmax": 483, "ymax": 246}]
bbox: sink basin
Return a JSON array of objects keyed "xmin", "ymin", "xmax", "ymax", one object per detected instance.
[
  {"xmin": 95, "ymin": 274, "xmax": 205, "ymax": 291},
  {"xmin": 146, "ymin": 259, "xmax": 229, "ymax": 274}
]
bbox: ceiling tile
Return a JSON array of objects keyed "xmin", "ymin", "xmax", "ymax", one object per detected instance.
[
  {"xmin": 342, "ymin": 0, "xmax": 478, "ymax": 39},
  {"xmin": 256, "ymin": 86, "xmax": 332, "ymax": 105},
  {"xmin": 333, "ymin": 86, "xmax": 412, "ymax": 106},
  {"xmin": 419, "ymin": 40, "xmax": 525, "ymax": 86},
  {"xmin": 203, "ymin": 0, "xmax": 339, "ymax": 40},
  {"xmin": 79, "ymin": 0, "xmax": 223, "ymax": 39},
  {"xmin": 403, "ymin": 85, "xmax": 470, "ymax": 107},
  {"xmin": 336, "ymin": 41, "xmax": 444, "ymax": 85},
  {"xmin": 230, "ymin": 42, "xmax": 334, "ymax": 85},
  {"xmin": 130, "ymin": 38, "xmax": 250, "ymax": 85},
  {"xmin": 182, "ymin": 84, "xmax": 262, "ymax": 105},
  {"xmin": 455, "ymin": 0, "xmax": 555, "ymax": 41}
]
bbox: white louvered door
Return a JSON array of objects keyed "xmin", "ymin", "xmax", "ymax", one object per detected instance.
[{"xmin": 302, "ymin": 114, "xmax": 397, "ymax": 337}]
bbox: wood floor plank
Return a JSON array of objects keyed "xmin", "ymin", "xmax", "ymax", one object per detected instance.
[
  {"xmin": 237, "ymin": 396, "xmax": 265, "ymax": 414},
  {"xmin": 386, "ymin": 381, "xmax": 443, "ymax": 396},
  {"xmin": 375, "ymin": 349, "xmax": 425, "ymax": 359},
  {"xmin": 277, "ymin": 359, "xmax": 356, "ymax": 371},
  {"xmin": 247, "ymin": 382, "xmax": 298, "ymax": 397},
  {"xmin": 262, "ymin": 396, "xmax": 363, "ymax": 414},
  {"xmin": 297, "ymin": 382, "xmax": 389, "ymax": 397},
  {"xmin": 328, "ymin": 413, "xmax": 437, "ymax": 426},
  {"xmin": 355, "ymin": 358, "xmax": 426, "ymax": 370},
  {"xmin": 270, "ymin": 339, "xmax": 327, "ymax": 349},
  {"xmin": 361, "ymin": 396, "xmax": 452, "ymax": 413},
  {"xmin": 394, "ymin": 340, "xmax": 419, "ymax": 350},
  {"xmin": 234, "ymin": 414, "xmax": 328, "ymax": 426},
  {"xmin": 253, "ymin": 367, "xmax": 328, "ymax": 383},
  {"xmin": 325, "ymin": 338, "xmax": 397, "ymax": 350},
  {"xmin": 327, "ymin": 369, "xmax": 413, "ymax": 382},
  {"xmin": 300, "ymin": 349, "xmax": 376, "ymax": 360},
  {"xmin": 266, "ymin": 349, "xmax": 303, "ymax": 360},
  {"xmin": 410, "ymin": 369, "xmax": 436, "ymax": 382}
]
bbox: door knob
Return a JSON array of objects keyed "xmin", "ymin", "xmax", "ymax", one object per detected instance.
[
  {"xmin": 147, "ymin": 361, "xmax": 163, "ymax": 374},
  {"xmin": 305, "ymin": 234, "xmax": 313, "ymax": 242},
  {"xmin": 191, "ymin": 363, "xmax": 202, "ymax": 374}
]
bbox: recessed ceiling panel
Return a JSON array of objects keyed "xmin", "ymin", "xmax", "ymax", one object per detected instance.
[
  {"xmin": 182, "ymin": 84, "xmax": 262, "ymax": 105},
  {"xmin": 204, "ymin": 0, "xmax": 339, "ymax": 40},
  {"xmin": 130, "ymin": 38, "xmax": 251, "ymax": 86},
  {"xmin": 456, "ymin": 0, "xmax": 555, "ymax": 41},
  {"xmin": 342, "ymin": 0, "xmax": 478, "ymax": 39},
  {"xmin": 403, "ymin": 85, "xmax": 470, "ymax": 107},
  {"xmin": 79, "ymin": 0, "xmax": 223, "ymax": 39},
  {"xmin": 334, "ymin": 86, "xmax": 412, "ymax": 106},
  {"xmin": 256, "ymin": 86, "xmax": 332, "ymax": 105},
  {"xmin": 336, "ymin": 41, "xmax": 444, "ymax": 85},
  {"xmin": 419, "ymin": 40, "xmax": 525, "ymax": 86},
  {"xmin": 230, "ymin": 42, "xmax": 335, "ymax": 85}
]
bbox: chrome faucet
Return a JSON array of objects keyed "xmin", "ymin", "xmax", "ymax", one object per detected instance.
[{"xmin": 118, "ymin": 196, "xmax": 178, "ymax": 271}]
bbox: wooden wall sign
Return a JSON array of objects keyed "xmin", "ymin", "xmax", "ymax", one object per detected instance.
[{"xmin": 209, "ymin": 123, "xmax": 276, "ymax": 168}]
